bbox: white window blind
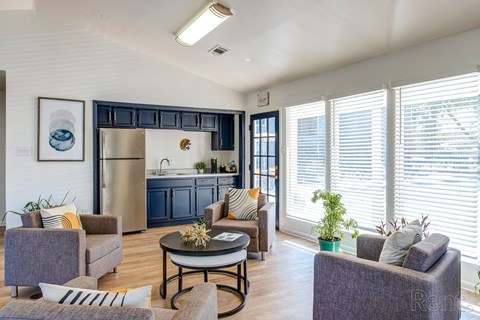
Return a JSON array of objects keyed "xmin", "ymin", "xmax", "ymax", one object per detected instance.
[
  {"xmin": 285, "ymin": 102, "xmax": 326, "ymax": 222},
  {"xmin": 330, "ymin": 91, "xmax": 387, "ymax": 230},
  {"xmin": 394, "ymin": 73, "xmax": 480, "ymax": 259}
]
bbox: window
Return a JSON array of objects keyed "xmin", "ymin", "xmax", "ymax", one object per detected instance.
[
  {"xmin": 331, "ymin": 91, "xmax": 387, "ymax": 230},
  {"xmin": 284, "ymin": 71, "xmax": 480, "ymax": 260},
  {"xmin": 285, "ymin": 102, "xmax": 326, "ymax": 222},
  {"xmin": 394, "ymin": 73, "xmax": 480, "ymax": 259}
]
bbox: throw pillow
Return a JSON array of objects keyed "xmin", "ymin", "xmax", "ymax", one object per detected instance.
[
  {"xmin": 227, "ymin": 188, "xmax": 260, "ymax": 220},
  {"xmin": 40, "ymin": 203, "xmax": 82, "ymax": 229},
  {"xmin": 39, "ymin": 283, "xmax": 152, "ymax": 309},
  {"xmin": 379, "ymin": 219, "xmax": 423, "ymax": 266}
]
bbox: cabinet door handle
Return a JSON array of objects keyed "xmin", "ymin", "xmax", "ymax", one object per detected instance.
[
  {"xmin": 113, "ymin": 112, "xmax": 117, "ymax": 122},
  {"xmin": 107, "ymin": 110, "xmax": 111, "ymax": 123}
]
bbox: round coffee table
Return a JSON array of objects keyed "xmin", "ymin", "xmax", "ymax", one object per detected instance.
[{"xmin": 159, "ymin": 229, "xmax": 250, "ymax": 318}]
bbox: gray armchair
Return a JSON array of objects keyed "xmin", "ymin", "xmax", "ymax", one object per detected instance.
[
  {"xmin": 313, "ymin": 233, "xmax": 461, "ymax": 320},
  {"xmin": 5, "ymin": 212, "xmax": 122, "ymax": 297},
  {"xmin": 204, "ymin": 193, "xmax": 275, "ymax": 260}
]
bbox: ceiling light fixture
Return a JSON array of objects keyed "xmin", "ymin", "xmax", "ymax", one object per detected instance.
[{"xmin": 175, "ymin": 2, "xmax": 233, "ymax": 47}]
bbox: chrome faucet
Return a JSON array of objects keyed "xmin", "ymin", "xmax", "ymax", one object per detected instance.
[{"xmin": 159, "ymin": 158, "xmax": 170, "ymax": 174}]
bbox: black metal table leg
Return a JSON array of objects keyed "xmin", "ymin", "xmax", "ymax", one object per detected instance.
[
  {"xmin": 243, "ymin": 259, "xmax": 248, "ymax": 295},
  {"xmin": 178, "ymin": 267, "xmax": 183, "ymax": 292},
  {"xmin": 237, "ymin": 264, "xmax": 241, "ymax": 291},
  {"xmin": 160, "ymin": 249, "xmax": 167, "ymax": 299},
  {"xmin": 204, "ymin": 270, "xmax": 208, "ymax": 282}
]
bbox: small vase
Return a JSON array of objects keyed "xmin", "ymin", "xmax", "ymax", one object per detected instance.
[
  {"xmin": 197, "ymin": 169, "xmax": 204, "ymax": 174},
  {"xmin": 318, "ymin": 238, "xmax": 341, "ymax": 253}
]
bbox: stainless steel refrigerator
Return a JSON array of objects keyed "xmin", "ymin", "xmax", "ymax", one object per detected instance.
[{"xmin": 99, "ymin": 128, "xmax": 146, "ymax": 233}]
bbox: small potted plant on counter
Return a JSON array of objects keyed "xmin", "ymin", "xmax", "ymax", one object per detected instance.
[
  {"xmin": 194, "ymin": 161, "xmax": 207, "ymax": 174},
  {"xmin": 311, "ymin": 189, "xmax": 359, "ymax": 252}
]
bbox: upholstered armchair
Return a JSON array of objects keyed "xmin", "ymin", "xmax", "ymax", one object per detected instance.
[
  {"xmin": 204, "ymin": 193, "xmax": 275, "ymax": 260},
  {"xmin": 313, "ymin": 233, "xmax": 461, "ymax": 320},
  {"xmin": 4, "ymin": 212, "xmax": 122, "ymax": 297}
]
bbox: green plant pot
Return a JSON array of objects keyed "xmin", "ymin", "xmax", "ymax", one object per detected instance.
[{"xmin": 318, "ymin": 238, "xmax": 341, "ymax": 253}]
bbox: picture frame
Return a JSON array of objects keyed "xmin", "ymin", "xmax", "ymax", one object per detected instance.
[
  {"xmin": 38, "ymin": 97, "xmax": 85, "ymax": 162},
  {"xmin": 257, "ymin": 91, "xmax": 269, "ymax": 107}
]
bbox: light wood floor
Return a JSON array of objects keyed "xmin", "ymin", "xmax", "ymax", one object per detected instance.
[{"xmin": 0, "ymin": 226, "xmax": 479, "ymax": 319}]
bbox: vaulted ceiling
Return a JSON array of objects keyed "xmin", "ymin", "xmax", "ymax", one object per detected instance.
[{"xmin": 3, "ymin": 0, "xmax": 480, "ymax": 93}]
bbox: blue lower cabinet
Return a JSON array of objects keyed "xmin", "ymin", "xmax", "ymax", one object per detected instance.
[
  {"xmin": 171, "ymin": 187, "xmax": 195, "ymax": 219},
  {"xmin": 196, "ymin": 186, "xmax": 216, "ymax": 218},
  {"xmin": 147, "ymin": 188, "xmax": 170, "ymax": 222}
]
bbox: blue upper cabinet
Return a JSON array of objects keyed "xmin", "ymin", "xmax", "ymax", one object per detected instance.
[
  {"xmin": 200, "ymin": 113, "xmax": 218, "ymax": 132},
  {"xmin": 212, "ymin": 114, "xmax": 235, "ymax": 150},
  {"xmin": 137, "ymin": 109, "xmax": 159, "ymax": 128},
  {"xmin": 97, "ymin": 105, "xmax": 112, "ymax": 127},
  {"xmin": 113, "ymin": 107, "xmax": 136, "ymax": 127},
  {"xmin": 159, "ymin": 111, "xmax": 180, "ymax": 129},
  {"xmin": 181, "ymin": 112, "xmax": 200, "ymax": 130}
]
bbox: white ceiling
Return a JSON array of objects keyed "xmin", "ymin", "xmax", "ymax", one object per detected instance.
[{"xmin": 10, "ymin": 0, "xmax": 480, "ymax": 92}]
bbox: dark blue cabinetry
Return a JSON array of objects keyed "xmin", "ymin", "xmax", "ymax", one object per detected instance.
[
  {"xmin": 147, "ymin": 188, "xmax": 169, "ymax": 222},
  {"xmin": 172, "ymin": 187, "xmax": 195, "ymax": 219},
  {"xmin": 113, "ymin": 107, "xmax": 136, "ymax": 127},
  {"xmin": 200, "ymin": 113, "xmax": 218, "ymax": 131},
  {"xmin": 97, "ymin": 105, "xmax": 112, "ymax": 127},
  {"xmin": 138, "ymin": 109, "xmax": 158, "ymax": 128},
  {"xmin": 181, "ymin": 112, "xmax": 200, "ymax": 130},
  {"xmin": 160, "ymin": 111, "xmax": 180, "ymax": 129},
  {"xmin": 146, "ymin": 176, "xmax": 238, "ymax": 228},
  {"xmin": 212, "ymin": 114, "xmax": 234, "ymax": 150}
]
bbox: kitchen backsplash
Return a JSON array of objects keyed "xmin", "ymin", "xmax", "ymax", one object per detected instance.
[{"xmin": 145, "ymin": 129, "xmax": 238, "ymax": 171}]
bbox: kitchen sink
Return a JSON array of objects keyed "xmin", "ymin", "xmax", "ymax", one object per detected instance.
[{"xmin": 155, "ymin": 173, "xmax": 187, "ymax": 176}]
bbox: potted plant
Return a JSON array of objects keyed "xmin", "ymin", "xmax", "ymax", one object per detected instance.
[
  {"xmin": 194, "ymin": 161, "xmax": 207, "ymax": 174},
  {"xmin": 311, "ymin": 190, "xmax": 359, "ymax": 252}
]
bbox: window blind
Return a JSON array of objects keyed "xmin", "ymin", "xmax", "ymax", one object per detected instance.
[
  {"xmin": 330, "ymin": 91, "xmax": 387, "ymax": 230},
  {"xmin": 394, "ymin": 73, "xmax": 480, "ymax": 259},
  {"xmin": 285, "ymin": 102, "xmax": 326, "ymax": 222}
]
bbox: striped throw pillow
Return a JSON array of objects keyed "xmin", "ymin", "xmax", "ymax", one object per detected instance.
[
  {"xmin": 39, "ymin": 283, "xmax": 152, "ymax": 309},
  {"xmin": 40, "ymin": 203, "xmax": 82, "ymax": 229},
  {"xmin": 227, "ymin": 188, "xmax": 260, "ymax": 220}
]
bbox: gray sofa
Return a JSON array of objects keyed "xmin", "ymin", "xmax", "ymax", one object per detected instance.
[
  {"xmin": 5, "ymin": 212, "xmax": 122, "ymax": 297},
  {"xmin": 204, "ymin": 193, "xmax": 275, "ymax": 260},
  {"xmin": 313, "ymin": 233, "xmax": 461, "ymax": 320},
  {"xmin": 0, "ymin": 277, "xmax": 218, "ymax": 320}
]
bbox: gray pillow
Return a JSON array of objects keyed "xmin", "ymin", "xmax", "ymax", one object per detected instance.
[{"xmin": 379, "ymin": 219, "xmax": 422, "ymax": 266}]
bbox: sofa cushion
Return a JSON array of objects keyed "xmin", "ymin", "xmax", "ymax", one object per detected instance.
[
  {"xmin": 21, "ymin": 210, "xmax": 44, "ymax": 228},
  {"xmin": 86, "ymin": 234, "xmax": 121, "ymax": 263},
  {"xmin": 379, "ymin": 219, "xmax": 422, "ymax": 266},
  {"xmin": 40, "ymin": 203, "xmax": 82, "ymax": 229},
  {"xmin": 40, "ymin": 282, "xmax": 152, "ymax": 309},
  {"xmin": 0, "ymin": 299, "xmax": 155, "ymax": 320},
  {"xmin": 402, "ymin": 233, "xmax": 449, "ymax": 272},
  {"xmin": 213, "ymin": 218, "xmax": 259, "ymax": 238}
]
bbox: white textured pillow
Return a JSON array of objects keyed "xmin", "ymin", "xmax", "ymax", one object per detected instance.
[
  {"xmin": 39, "ymin": 283, "xmax": 152, "ymax": 309},
  {"xmin": 40, "ymin": 203, "xmax": 82, "ymax": 229},
  {"xmin": 227, "ymin": 188, "xmax": 260, "ymax": 220},
  {"xmin": 379, "ymin": 219, "xmax": 423, "ymax": 266}
]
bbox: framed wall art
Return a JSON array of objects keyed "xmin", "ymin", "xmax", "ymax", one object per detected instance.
[
  {"xmin": 38, "ymin": 97, "xmax": 85, "ymax": 161},
  {"xmin": 257, "ymin": 91, "xmax": 269, "ymax": 107}
]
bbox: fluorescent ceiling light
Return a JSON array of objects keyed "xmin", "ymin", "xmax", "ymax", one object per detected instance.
[
  {"xmin": 0, "ymin": 0, "xmax": 34, "ymax": 10},
  {"xmin": 176, "ymin": 3, "xmax": 233, "ymax": 47}
]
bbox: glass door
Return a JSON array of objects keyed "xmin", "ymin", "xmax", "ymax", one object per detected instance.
[{"xmin": 250, "ymin": 111, "xmax": 279, "ymax": 228}]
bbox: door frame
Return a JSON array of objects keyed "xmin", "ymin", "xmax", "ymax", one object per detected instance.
[{"xmin": 250, "ymin": 111, "xmax": 280, "ymax": 229}]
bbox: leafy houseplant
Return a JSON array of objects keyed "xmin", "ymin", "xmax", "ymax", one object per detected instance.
[
  {"xmin": 376, "ymin": 214, "xmax": 430, "ymax": 238},
  {"xmin": 2, "ymin": 191, "xmax": 76, "ymax": 223},
  {"xmin": 311, "ymin": 190, "xmax": 359, "ymax": 252},
  {"xmin": 194, "ymin": 161, "xmax": 207, "ymax": 173}
]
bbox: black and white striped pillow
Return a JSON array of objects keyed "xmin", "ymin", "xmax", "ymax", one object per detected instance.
[{"xmin": 39, "ymin": 283, "xmax": 152, "ymax": 309}]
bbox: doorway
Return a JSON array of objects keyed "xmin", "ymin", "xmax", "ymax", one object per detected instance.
[{"xmin": 250, "ymin": 111, "xmax": 279, "ymax": 229}]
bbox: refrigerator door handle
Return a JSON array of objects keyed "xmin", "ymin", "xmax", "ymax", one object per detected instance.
[{"xmin": 101, "ymin": 130, "xmax": 106, "ymax": 188}]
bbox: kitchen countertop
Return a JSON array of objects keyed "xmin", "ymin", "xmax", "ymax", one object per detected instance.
[{"xmin": 146, "ymin": 172, "xmax": 239, "ymax": 179}]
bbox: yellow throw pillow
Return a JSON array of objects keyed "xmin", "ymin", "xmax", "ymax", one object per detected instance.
[
  {"xmin": 39, "ymin": 283, "xmax": 152, "ymax": 309},
  {"xmin": 227, "ymin": 188, "xmax": 260, "ymax": 220},
  {"xmin": 40, "ymin": 203, "xmax": 82, "ymax": 229}
]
